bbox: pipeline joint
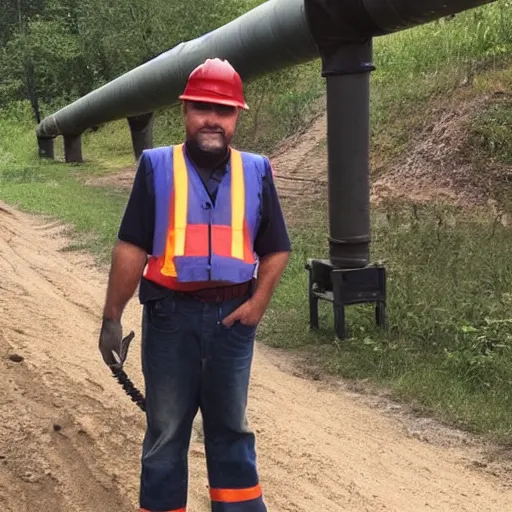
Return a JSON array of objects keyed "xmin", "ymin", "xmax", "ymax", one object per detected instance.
[{"xmin": 321, "ymin": 39, "xmax": 375, "ymax": 77}]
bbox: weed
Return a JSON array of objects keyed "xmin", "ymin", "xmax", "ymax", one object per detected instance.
[{"xmin": 471, "ymin": 98, "xmax": 512, "ymax": 164}]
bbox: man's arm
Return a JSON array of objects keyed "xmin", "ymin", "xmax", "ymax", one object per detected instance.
[
  {"xmin": 102, "ymin": 153, "xmax": 155, "ymax": 321},
  {"xmin": 251, "ymin": 251, "xmax": 290, "ymax": 313},
  {"xmin": 102, "ymin": 240, "xmax": 147, "ymax": 322},
  {"xmin": 223, "ymin": 158, "xmax": 291, "ymax": 327},
  {"xmin": 252, "ymin": 156, "xmax": 292, "ymax": 312},
  {"xmin": 99, "ymin": 154, "xmax": 154, "ymax": 366}
]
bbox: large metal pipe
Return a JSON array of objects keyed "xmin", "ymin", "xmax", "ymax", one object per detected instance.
[
  {"xmin": 35, "ymin": 0, "xmax": 497, "ymax": 269},
  {"xmin": 364, "ymin": 0, "xmax": 496, "ymax": 31},
  {"xmin": 305, "ymin": 0, "xmax": 495, "ymax": 269},
  {"xmin": 127, "ymin": 112, "xmax": 155, "ymax": 160},
  {"xmin": 36, "ymin": 0, "xmax": 317, "ymax": 139},
  {"xmin": 36, "ymin": 0, "xmax": 496, "ymax": 139},
  {"xmin": 305, "ymin": 0, "xmax": 496, "ymax": 58}
]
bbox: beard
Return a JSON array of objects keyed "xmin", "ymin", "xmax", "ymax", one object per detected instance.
[{"xmin": 193, "ymin": 129, "xmax": 229, "ymax": 154}]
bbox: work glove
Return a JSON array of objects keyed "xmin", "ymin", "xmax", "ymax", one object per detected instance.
[{"xmin": 98, "ymin": 317, "xmax": 135, "ymax": 368}]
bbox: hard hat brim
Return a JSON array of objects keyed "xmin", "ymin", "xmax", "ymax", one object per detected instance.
[{"xmin": 179, "ymin": 93, "xmax": 249, "ymax": 110}]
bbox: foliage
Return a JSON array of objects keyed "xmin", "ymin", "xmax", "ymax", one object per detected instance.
[
  {"xmin": 5, "ymin": 19, "xmax": 81, "ymax": 100},
  {"xmin": 0, "ymin": 0, "xmax": 257, "ymax": 119},
  {"xmin": 3, "ymin": 0, "xmax": 510, "ymax": 154}
]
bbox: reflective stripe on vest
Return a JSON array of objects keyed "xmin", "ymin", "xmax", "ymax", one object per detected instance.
[
  {"xmin": 231, "ymin": 148, "xmax": 245, "ymax": 260},
  {"xmin": 142, "ymin": 144, "xmax": 265, "ymax": 289},
  {"xmin": 160, "ymin": 143, "xmax": 246, "ymax": 277},
  {"xmin": 160, "ymin": 143, "xmax": 188, "ymax": 277}
]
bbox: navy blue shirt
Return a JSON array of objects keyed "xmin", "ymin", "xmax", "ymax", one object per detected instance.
[{"xmin": 118, "ymin": 145, "xmax": 291, "ymax": 303}]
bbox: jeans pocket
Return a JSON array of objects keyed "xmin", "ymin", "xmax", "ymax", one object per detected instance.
[
  {"xmin": 146, "ymin": 298, "xmax": 180, "ymax": 334},
  {"xmin": 227, "ymin": 321, "xmax": 257, "ymax": 342},
  {"xmin": 218, "ymin": 321, "xmax": 256, "ymax": 362}
]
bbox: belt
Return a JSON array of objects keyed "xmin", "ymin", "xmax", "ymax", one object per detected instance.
[{"xmin": 186, "ymin": 280, "xmax": 254, "ymax": 303}]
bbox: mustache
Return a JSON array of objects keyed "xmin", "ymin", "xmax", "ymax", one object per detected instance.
[{"xmin": 199, "ymin": 126, "xmax": 225, "ymax": 135}]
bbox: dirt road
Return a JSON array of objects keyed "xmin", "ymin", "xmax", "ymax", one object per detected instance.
[{"xmin": 0, "ymin": 201, "xmax": 510, "ymax": 512}]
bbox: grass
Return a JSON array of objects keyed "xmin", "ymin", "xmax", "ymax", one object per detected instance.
[
  {"xmin": 369, "ymin": 1, "xmax": 512, "ymax": 169},
  {"xmin": 261, "ymin": 202, "xmax": 512, "ymax": 439},
  {"xmin": 465, "ymin": 89, "xmax": 512, "ymax": 211},
  {"xmin": 0, "ymin": 164, "xmax": 127, "ymax": 258},
  {"xmin": 1, "ymin": 1, "xmax": 512, "ymax": 441},
  {"xmin": 0, "ymin": 103, "xmax": 130, "ymax": 262},
  {"xmin": 471, "ymin": 96, "xmax": 512, "ymax": 165}
]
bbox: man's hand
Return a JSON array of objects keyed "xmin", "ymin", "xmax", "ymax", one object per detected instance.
[
  {"xmin": 98, "ymin": 317, "xmax": 135, "ymax": 367},
  {"xmin": 222, "ymin": 251, "xmax": 290, "ymax": 328},
  {"xmin": 222, "ymin": 298, "xmax": 266, "ymax": 328}
]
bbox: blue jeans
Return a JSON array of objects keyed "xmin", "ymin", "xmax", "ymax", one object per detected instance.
[{"xmin": 139, "ymin": 291, "xmax": 267, "ymax": 512}]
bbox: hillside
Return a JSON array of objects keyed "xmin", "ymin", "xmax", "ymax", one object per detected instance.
[{"xmin": 270, "ymin": 76, "xmax": 512, "ymax": 213}]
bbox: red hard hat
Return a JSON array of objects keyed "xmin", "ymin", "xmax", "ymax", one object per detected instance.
[{"xmin": 179, "ymin": 58, "xmax": 249, "ymax": 110}]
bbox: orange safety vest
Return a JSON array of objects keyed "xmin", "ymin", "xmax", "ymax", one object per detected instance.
[{"xmin": 142, "ymin": 144, "xmax": 267, "ymax": 291}]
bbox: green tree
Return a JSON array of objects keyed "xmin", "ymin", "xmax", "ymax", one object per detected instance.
[
  {"xmin": 0, "ymin": 0, "xmax": 265, "ymax": 116},
  {"xmin": 0, "ymin": 0, "xmax": 46, "ymax": 47},
  {"xmin": 3, "ymin": 18, "xmax": 81, "ymax": 120}
]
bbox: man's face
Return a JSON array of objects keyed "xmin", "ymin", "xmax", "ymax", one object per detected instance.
[{"xmin": 183, "ymin": 101, "xmax": 239, "ymax": 154}]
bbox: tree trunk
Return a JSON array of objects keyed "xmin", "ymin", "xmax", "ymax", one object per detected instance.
[{"xmin": 25, "ymin": 60, "xmax": 41, "ymax": 124}]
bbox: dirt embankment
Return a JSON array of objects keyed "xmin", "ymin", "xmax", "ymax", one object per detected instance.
[{"xmin": 87, "ymin": 89, "xmax": 512, "ymax": 218}]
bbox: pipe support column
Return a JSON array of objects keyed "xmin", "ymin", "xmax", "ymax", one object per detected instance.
[
  {"xmin": 64, "ymin": 134, "xmax": 83, "ymax": 163},
  {"xmin": 322, "ymin": 40, "xmax": 374, "ymax": 268},
  {"xmin": 127, "ymin": 112, "xmax": 154, "ymax": 160},
  {"xmin": 37, "ymin": 137, "xmax": 55, "ymax": 159}
]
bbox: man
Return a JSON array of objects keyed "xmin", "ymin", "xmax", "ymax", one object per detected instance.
[{"xmin": 98, "ymin": 58, "xmax": 291, "ymax": 512}]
